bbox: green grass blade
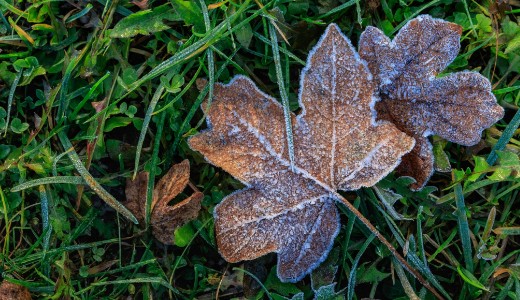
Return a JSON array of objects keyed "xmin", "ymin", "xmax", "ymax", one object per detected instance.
[
  {"xmin": 15, "ymin": 238, "xmax": 121, "ymax": 265},
  {"xmin": 133, "ymin": 84, "xmax": 165, "ymax": 179},
  {"xmin": 493, "ymin": 226, "xmax": 520, "ymax": 235},
  {"xmin": 462, "ymin": 0, "xmax": 477, "ymax": 37},
  {"xmin": 355, "ymin": 0, "xmax": 362, "ymax": 25},
  {"xmin": 340, "ymin": 197, "xmax": 360, "ymax": 271},
  {"xmin": 347, "ymin": 234, "xmax": 375, "ymax": 300},
  {"xmin": 379, "ymin": 203, "xmax": 452, "ymax": 299},
  {"xmin": 479, "ymin": 249, "xmax": 520, "ymax": 282},
  {"xmin": 71, "ymin": 71, "xmax": 111, "ymax": 120},
  {"xmin": 316, "ymin": 0, "xmax": 357, "ymax": 19},
  {"xmin": 87, "ymin": 278, "xmax": 179, "ymax": 294},
  {"xmin": 145, "ymin": 111, "xmax": 166, "ymax": 226},
  {"xmin": 57, "ymin": 50, "xmax": 88, "ymax": 123},
  {"xmin": 0, "ymin": 0, "xmax": 26, "ymax": 16},
  {"xmin": 394, "ymin": 257, "xmax": 420, "ymax": 300},
  {"xmin": 496, "ymin": 278, "xmax": 514, "ymax": 300},
  {"xmin": 1, "ymin": 187, "xmax": 10, "ymax": 254},
  {"xmin": 493, "ymin": 85, "xmax": 520, "ymax": 95},
  {"xmin": 269, "ymin": 22, "xmax": 294, "ymax": 169},
  {"xmin": 390, "ymin": 0, "xmax": 441, "ymax": 35},
  {"xmin": 65, "ymin": 3, "xmax": 93, "ymax": 23},
  {"xmin": 428, "ymin": 229, "xmax": 458, "ymax": 263},
  {"xmin": 233, "ymin": 267, "xmax": 273, "ymax": 300},
  {"xmin": 128, "ymin": 0, "xmax": 251, "ymax": 92},
  {"xmin": 66, "ymin": 208, "xmax": 98, "ymax": 244},
  {"xmin": 0, "ymin": 35, "xmax": 22, "ymax": 41},
  {"xmin": 252, "ymin": 31, "xmax": 305, "ymax": 65},
  {"xmin": 57, "ymin": 131, "xmax": 138, "ymax": 224},
  {"xmin": 199, "ymin": 0, "xmax": 215, "ymax": 109},
  {"xmin": 11, "ymin": 176, "xmax": 85, "ymax": 192},
  {"xmin": 82, "ymin": 259, "xmax": 158, "ymax": 278},
  {"xmin": 416, "ymin": 206, "xmax": 427, "ymax": 264},
  {"xmin": 96, "ymin": 0, "xmax": 133, "ymax": 16},
  {"xmin": 3, "ymin": 70, "xmax": 22, "ymax": 136},
  {"xmin": 38, "ymin": 185, "xmax": 51, "ymax": 276},
  {"xmin": 456, "ymin": 265, "xmax": 489, "ymax": 291},
  {"xmin": 487, "ymin": 109, "xmax": 520, "ymax": 165},
  {"xmin": 85, "ymin": 0, "xmax": 273, "ymax": 125},
  {"xmin": 454, "ymin": 183, "xmax": 474, "ymax": 272},
  {"xmin": 0, "ymin": 7, "xmax": 12, "ymax": 29}
]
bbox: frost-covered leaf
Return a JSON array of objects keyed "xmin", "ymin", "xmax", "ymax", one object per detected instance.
[
  {"xmin": 359, "ymin": 15, "xmax": 504, "ymax": 190},
  {"xmin": 189, "ymin": 24, "xmax": 414, "ymax": 282},
  {"xmin": 123, "ymin": 160, "xmax": 203, "ymax": 244},
  {"xmin": 110, "ymin": 4, "xmax": 181, "ymax": 38}
]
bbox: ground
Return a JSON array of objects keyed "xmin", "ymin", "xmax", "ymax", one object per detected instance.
[{"xmin": 0, "ymin": 0, "xmax": 519, "ymax": 299}]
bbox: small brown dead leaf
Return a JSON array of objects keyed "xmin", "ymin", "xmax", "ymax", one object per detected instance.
[
  {"xmin": 189, "ymin": 24, "xmax": 414, "ymax": 282},
  {"xmin": 124, "ymin": 172, "xmax": 149, "ymax": 224},
  {"xmin": 90, "ymin": 98, "xmax": 107, "ymax": 113},
  {"xmin": 152, "ymin": 159, "xmax": 190, "ymax": 209},
  {"xmin": 0, "ymin": 281, "xmax": 31, "ymax": 300},
  {"xmin": 131, "ymin": 0, "xmax": 148, "ymax": 10},
  {"xmin": 359, "ymin": 15, "xmax": 504, "ymax": 190},
  {"xmin": 123, "ymin": 160, "xmax": 203, "ymax": 245}
]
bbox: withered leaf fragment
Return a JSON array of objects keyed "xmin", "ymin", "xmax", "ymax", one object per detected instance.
[
  {"xmin": 189, "ymin": 24, "xmax": 414, "ymax": 282},
  {"xmin": 359, "ymin": 15, "xmax": 504, "ymax": 190},
  {"xmin": 0, "ymin": 281, "xmax": 31, "ymax": 300},
  {"xmin": 124, "ymin": 160, "xmax": 203, "ymax": 245}
]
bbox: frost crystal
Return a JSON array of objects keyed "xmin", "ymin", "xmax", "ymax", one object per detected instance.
[
  {"xmin": 189, "ymin": 24, "xmax": 414, "ymax": 282},
  {"xmin": 359, "ymin": 15, "xmax": 504, "ymax": 190}
]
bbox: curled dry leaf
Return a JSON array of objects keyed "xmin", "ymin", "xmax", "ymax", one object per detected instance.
[
  {"xmin": 124, "ymin": 172, "xmax": 149, "ymax": 224},
  {"xmin": 124, "ymin": 160, "xmax": 203, "ymax": 245},
  {"xmin": 0, "ymin": 281, "xmax": 31, "ymax": 300},
  {"xmin": 359, "ymin": 15, "xmax": 505, "ymax": 190},
  {"xmin": 189, "ymin": 24, "xmax": 414, "ymax": 282}
]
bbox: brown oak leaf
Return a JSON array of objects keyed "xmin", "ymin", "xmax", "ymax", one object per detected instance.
[
  {"xmin": 359, "ymin": 15, "xmax": 504, "ymax": 190},
  {"xmin": 188, "ymin": 24, "xmax": 415, "ymax": 282},
  {"xmin": 124, "ymin": 160, "xmax": 203, "ymax": 245}
]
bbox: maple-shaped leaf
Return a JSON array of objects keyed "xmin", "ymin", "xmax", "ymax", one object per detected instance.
[
  {"xmin": 359, "ymin": 15, "xmax": 505, "ymax": 190},
  {"xmin": 124, "ymin": 160, "xmax": 203, "ymax": 244},
  {"xmin": 188, "ymin": 24, "xmax": 415, "ymax": 282}
]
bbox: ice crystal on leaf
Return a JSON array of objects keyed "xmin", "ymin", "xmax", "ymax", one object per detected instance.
[
  {"xmin": 188, "ymin": 24, "xmax": 415, "ymax": 282},
  {"xmin": 359, "ymin": 15, "xmax": 504, "ymax": 190}
]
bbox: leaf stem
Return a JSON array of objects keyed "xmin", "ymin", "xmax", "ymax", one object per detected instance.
[{"xmin": 335, "ymin": 192, "xmax": 445, "ymax": 300}]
